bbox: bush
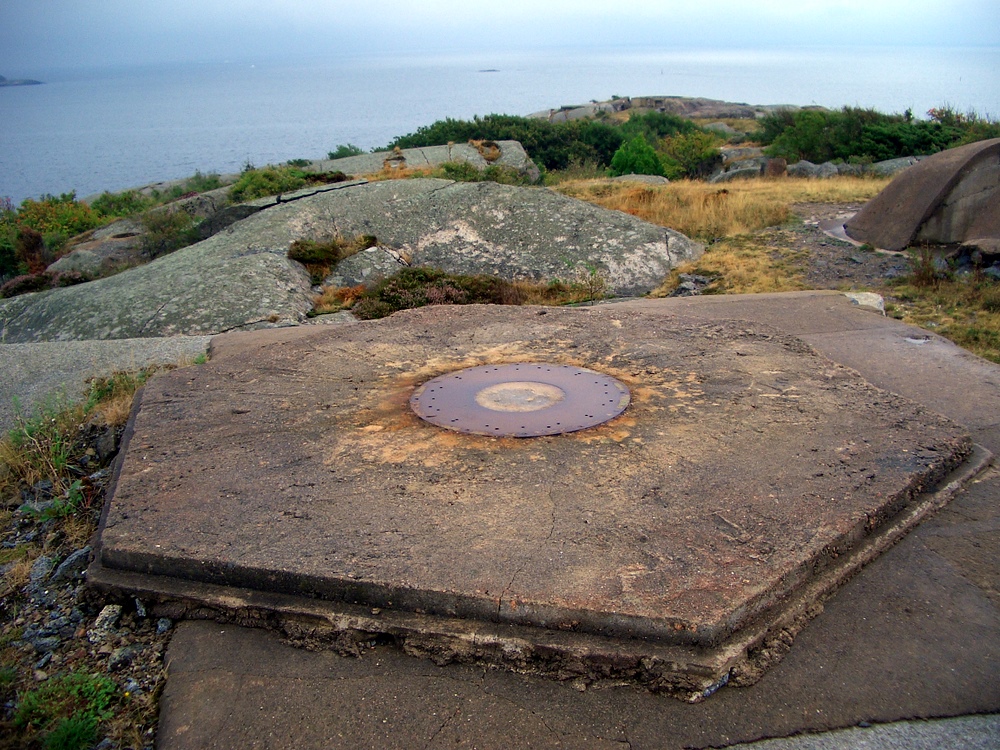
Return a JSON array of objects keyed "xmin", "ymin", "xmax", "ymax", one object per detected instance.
[
  {"xmin": 1, "ymin": 273, "xmax": 50, "ymax": 297},
  {"xmin": 139, "ymin": 210, "xmax": 199, "ymax": 260},
  {"xmin": 328, "ymin": 144, "xmax": 365, "ymax": 159},
  {"xmin": 659, "ymin": 131, "xmax": 722, "ymax": 179},
  {"xmin": 620, "ymin": 111, "xmax": 698, "ymax": 142},
  {"xmin": 90, "ymin": 190, "xmax": 154, "ymax": 218},
  {"xmin": 609, "ymin": 137, "xmax": 665, "ymax": 177},
  {"xmin": 757, "ymin": 105, "xmax": 994, "ymax": 163},
  {"xmin": 229, "ymin": 165, "xmax": 308, "ymax": 202},
  {"xmin": 387, "ymin": 114, "xmax": 624, "ymax": 172},
  {"xmin": 14, "ymin": 193, "xmax": 104, "ymax": 238},
  {"xmin": 353, "ymin": 267, "xmax": 517, "ymax": 319}
]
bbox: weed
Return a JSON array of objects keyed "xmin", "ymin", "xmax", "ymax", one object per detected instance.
[
  {"xmin": 312, "ymin": 284, "xmax": 367, "ymax": 315},
  {"xmin": 14, "ymin": 671, "xmax": 117, "ymax": 749},
  {"xmin": 574, "ymin": 264, "xmax": 610, "ymax": 305},
  {"xmin": 542, "ymin": 158, "xmax": 608, "ymax": 184},
  {"xmin": 431, "ymin": 161, "xmax": 532, "ymax": 186},
  {"xmin": 345, "ymin": 266, "xmax": 598, "ymax": 319},
  {"xmin": 909, "ymin": 245, "xmax": 944, "ymax": 288},
  {"xmin": 286, "ymin": 158, "xmax": 312, "ymax": 167},
  {"xmin": 0, "ymin": 369, "xmax": 154, "ymax": 502}
]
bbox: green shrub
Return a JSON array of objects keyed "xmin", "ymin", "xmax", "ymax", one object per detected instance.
[
  {"xmin": 659, "ymin": 131, "xmax": 722, "ymax": 179},
  {"xmin": 609, "ymin": 137, "xmax": 665, "ymax": 177},
  {"xmin": 229, "ymin": 165, "xmax": 308, "ymax": 202},
  {"xmin": 1, "ymin": 197, "xmax": 18, "ymax": 279},
  {"xmin": 177, "ymin": 170, "xmax": 224, "ymax": 195},
  {"xmin": 353, "ymin": 266, "xmax": 518, "ymax": 319},
  {"xmin": 758, "ymin": 105, "xmax": 994, "ymax": 163},
  {"xmin": 13, "ymin": 193, "xmax": 104, "ymax": 238},
  {"xmin": 328, "ymin": 144, "xmax": 365, "ymax": 159},
  {"xmin": 139, "ymin": 210, "xmax": 199, "ymax": 260},
  {"xmin": 387, "ymin": 114, "xmax": 623, "ymax": 171},
  {"xmin": 90, "ymin": 190, "xmax": 154, "ymax": 218},
  {"xmin": 434, "ymin": 161, "xmax": 533, "ymax": 185},
  {"xmin": 620, "ymin": 111, "xmax": 698, "ymax": 142}
]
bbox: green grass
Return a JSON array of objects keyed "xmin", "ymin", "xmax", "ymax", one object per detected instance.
[{"xmin": 14, "ymin": 671, "xmax": 117, "ymax": 750}]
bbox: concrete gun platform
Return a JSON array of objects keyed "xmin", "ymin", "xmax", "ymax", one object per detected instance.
[{"xmin": 90, "ymin": 296, "xmax": 987, "ymax": 701}]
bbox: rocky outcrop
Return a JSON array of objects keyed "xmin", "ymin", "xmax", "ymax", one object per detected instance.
[
  {"xmin": 309, "ymin": 141, "xmax": 540, "ymax": 183},
  {"xmin": 0, "ymin": 179, "xmax": 700, "ymax": 343},
  {"xmin": 289, "ymin": 179, "xmax": 702, "ymax": 296},
  {"xmin": 48, "ymin": 219, "xmax": 145, "ymax": 276},
  {"xmin": 845, "ymin": 138, "xmax": 1000, "ymax": 252},
  {"xmin": 0, "ymin": 74, "xmax": 43, "ymax": 86}
]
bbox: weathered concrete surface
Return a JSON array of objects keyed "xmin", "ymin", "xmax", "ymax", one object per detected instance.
[
  {"xmin": 0, "ymin": 336, "xmax": 211, "ymax": 434},
  {"xmin": 845, "ymin": 138, "xmax": 1000, "ymax": 251},
  {"xmin": 150, "ymin": 292, "xmax": 1000, "ymax": 749},
  {"xmin": 92, "ymin": 302, "xmax": 975, "ymax": 696},
  {"xmin": 311, "ymin": 140, "xmax": 540, "ymax": 182},
  {"xmin": 727, "ymin": 714, "xmax": 1000, "ymax": 749}
]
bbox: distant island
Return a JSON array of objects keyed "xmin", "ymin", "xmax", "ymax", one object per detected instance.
[{"xmin": 0, "ymin": 74, "xmax": 43, "ymax": 86}]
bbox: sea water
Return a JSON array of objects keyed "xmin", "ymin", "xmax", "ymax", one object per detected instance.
[{"xmin": 1, "ymin": 45, "xmax": 997, "ymax": 204}]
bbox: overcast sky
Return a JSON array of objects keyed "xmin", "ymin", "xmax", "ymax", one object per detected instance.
[{"xmin": 1, "ymin": 0, "xmax": 996, "ymax": 71}]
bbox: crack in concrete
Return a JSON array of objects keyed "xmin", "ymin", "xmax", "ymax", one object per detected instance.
[
  {"xmin": 421, "ymin": 703, "xmax": 462, "ymax": 749},
  {"xmin": 496, "ymin": 482, "xmax": 558, "ymax": 618}
]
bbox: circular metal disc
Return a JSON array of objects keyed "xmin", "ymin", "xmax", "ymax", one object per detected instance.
[{"xmin": 410, "ymin": 363, "xmax": 630, "ymax": 437}]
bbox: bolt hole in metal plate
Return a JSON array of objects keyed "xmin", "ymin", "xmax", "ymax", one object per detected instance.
[{"xmin": 410, "ymin": 363, "xmax": 631, "ymax": 437}]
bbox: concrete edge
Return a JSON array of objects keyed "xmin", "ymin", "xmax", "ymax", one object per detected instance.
[{"xmin": 85, "ymin": 444, "xmax": 992, "ymax": 703}]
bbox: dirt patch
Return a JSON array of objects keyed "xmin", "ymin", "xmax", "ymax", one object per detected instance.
[{"xmin": 783, "ymin": 203, "xmax": 911, "ymax": 290}]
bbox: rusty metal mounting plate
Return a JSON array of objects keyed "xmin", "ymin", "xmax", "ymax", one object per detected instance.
[{"xmin": 410, "ymin": 363, "xmax": 631, "ymax": 437}]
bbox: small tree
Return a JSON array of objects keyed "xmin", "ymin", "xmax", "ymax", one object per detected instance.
[{"xmin": 609, "ymin": 137, "xmax": 665, "ymax": 177}]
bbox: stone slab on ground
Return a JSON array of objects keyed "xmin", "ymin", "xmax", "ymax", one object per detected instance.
[
  {"xmin": 152, "ymin": 292, "xmax": 1000, "ymax": 749},
  {"xmin": 0, "ymin": 336, "xmax": 211, "ymax": 434},
  {"xmin": 92, "ymin": 302, "xmax": 977, "ymax": 697}
]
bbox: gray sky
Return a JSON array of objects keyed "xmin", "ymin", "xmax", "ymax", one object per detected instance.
[{"xmin": 1, "ymin": 0, "xmax": 996, "ymax": 71}]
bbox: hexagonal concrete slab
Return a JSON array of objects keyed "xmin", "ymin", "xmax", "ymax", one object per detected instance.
[{"xmin": 91, "ymin": 304, "xmax": 982, "ymax": 700}]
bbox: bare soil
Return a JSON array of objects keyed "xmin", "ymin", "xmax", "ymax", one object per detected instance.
[{"xmin": 784, "ymin": 203, "xmax": 911, "ymax": 290}]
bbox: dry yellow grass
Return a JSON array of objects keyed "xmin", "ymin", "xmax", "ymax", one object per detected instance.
[
  {"xmin": 556, "ymin": 176, "xmax": 890, "ymax": 240},
  {"xmin": 652, "ymin": 234, "xmax": 809, "ymax": 297}
]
